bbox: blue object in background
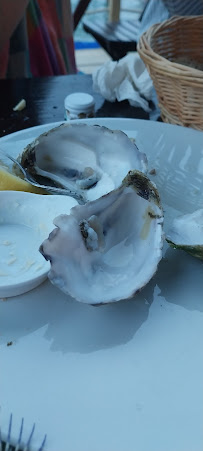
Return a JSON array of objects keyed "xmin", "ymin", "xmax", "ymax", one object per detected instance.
[{"xmin": 74, "ymin": 41, "xmax": 101, "ymax": 50}]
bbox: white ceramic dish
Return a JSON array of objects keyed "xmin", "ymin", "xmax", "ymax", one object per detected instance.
[
  {"xmin": 0, "ymin": 118, "xmax": 203, "ymax": 451},
  {"xmin": 0, "ymin": 192, "xmax": 77, "ymax": 297}
]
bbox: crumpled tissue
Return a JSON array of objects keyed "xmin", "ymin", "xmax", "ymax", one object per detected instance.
[{"xmin": 92, "ymin": 52, "xmax": 153, "ymax": 112}]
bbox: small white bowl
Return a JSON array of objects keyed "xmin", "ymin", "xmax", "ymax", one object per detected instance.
[{"xmin": 0, "ymin": 191, "xmax": 78, "ymax": 297}]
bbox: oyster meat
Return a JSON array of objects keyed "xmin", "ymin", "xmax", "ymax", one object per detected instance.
[
  {"xmin": 40, "ymin": 170, "xmax": 164, "ymax": 305},
  {"xmin": 167, "ymin": 208, "xmax": 203, "ymax": 260},
  {"xmin": 18, "ymin": 123, "xmax": 147, "ymax": 202}
]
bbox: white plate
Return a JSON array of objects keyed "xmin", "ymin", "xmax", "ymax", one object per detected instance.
[
  {"xmin": 0, "ymin": 118, "xmax": 203, "ymax": 451},
  {"xmin": 0, "ymin": 192, "xmax": 77, "ymax": 298}
]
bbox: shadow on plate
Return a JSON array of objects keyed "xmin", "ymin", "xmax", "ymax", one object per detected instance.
[
  {"xmin": 1, "ymin": 243, "xmax": 202, "ymax": 353},
  {"xmin": 0, "ymin": 276, "xmax": 155, "ymax": 354}
]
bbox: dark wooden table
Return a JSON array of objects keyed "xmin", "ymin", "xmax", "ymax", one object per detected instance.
[{"xmin": 0, "ymin": 74, "xmax": 151, "ymax": 138}]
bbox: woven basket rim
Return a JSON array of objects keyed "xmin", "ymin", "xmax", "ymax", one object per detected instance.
[
  {"xmin": 138, "ymin": 52, "xmax": 203, "ymax": 83},
  {"xmin": 137, "ymin": 15, "xmax": 203, "ymax": 79}
]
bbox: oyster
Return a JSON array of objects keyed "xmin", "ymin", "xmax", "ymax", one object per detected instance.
[
  {"xmin": 40, "ymin": 170, "xmax": 164, "ymax": 305},
  {"xmin": 166, "ymin": 209, "xmax": 203, "ymax": 260},
  {"xmin": 18, "ymin": 123, "xmax": 147, "ymax": 202}
]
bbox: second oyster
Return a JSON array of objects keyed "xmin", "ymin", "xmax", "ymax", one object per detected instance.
[{"xmin": 40, "ymin": 170, "xmax": 164, "ymax": 305}]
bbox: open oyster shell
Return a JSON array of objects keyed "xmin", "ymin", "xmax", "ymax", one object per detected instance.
[
  {"xmin": 166, "ymin": 209, "xmax": 203, "ymax": 260},
  {"xmin": 40, "ymin": 170, "xmax": 164, "ymax": 305},
  {"xmin": 18, "ymin": 123, "xmax": 147, "ymax": 202}
]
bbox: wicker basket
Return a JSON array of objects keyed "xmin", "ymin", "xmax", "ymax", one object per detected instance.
[{"xmin": 137, "ymin": 15, "xmax": 203, "ymax": 130}]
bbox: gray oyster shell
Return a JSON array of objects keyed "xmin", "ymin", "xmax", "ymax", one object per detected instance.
[
  {"xmin": 40, "ymin": 170, "xmax": 164, "ymax": 305},
  {"xmin": 18, "ymin": 123, "xmax": 147, "ymax": 203}
]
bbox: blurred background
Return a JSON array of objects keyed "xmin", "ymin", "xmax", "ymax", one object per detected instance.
[{"xmin": 71, "ymin": 0, "xmax": 147, "ymax": 72}]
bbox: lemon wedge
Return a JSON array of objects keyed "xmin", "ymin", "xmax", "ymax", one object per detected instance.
[{"xmin": 0, "ymin": 166, "xmax": 46, "ymax": 194}]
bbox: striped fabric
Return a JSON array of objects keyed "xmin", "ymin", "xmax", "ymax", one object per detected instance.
[
  {"xmin": 137, "ymin": 0, "xmax": 203, "ymax": 40},
  {"xmin": 0, "ymin": 0, "xmax": 76, "ymax": 79},
  {"xmin": 162, "ymin": 0, "xmax": 203, "ymax": 16}
]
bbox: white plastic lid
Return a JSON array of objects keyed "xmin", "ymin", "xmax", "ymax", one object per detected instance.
[{"xmin": 64, "ymin": 92, "xmax": 95, "ymax": 114}]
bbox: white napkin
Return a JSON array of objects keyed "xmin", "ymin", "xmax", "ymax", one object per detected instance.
[{"xmin": 92, "ymin": 52, "xmax": 153, "ymax": 112}]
